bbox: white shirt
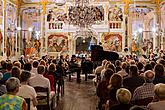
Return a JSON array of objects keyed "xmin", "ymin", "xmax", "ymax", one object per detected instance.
[
  {"xmin": 17, "ymin": 84, "xmax": 37, "ymax": 110},
  {"xmin": 29, "ymin": 74, "xmax": 51, "ymax": 95},
  {"xmin": 31, "ymin": 68, "xmax": 38, "ymax": 76}
]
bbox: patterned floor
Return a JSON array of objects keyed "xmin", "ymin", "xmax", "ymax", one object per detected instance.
[{"xmin": 55, "ymin": 77, "xmax": 98, "ymax": 110}]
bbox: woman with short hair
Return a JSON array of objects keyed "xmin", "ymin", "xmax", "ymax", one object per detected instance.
[
  {"xmin": 109, "ymin": 88, "xmax": 132, "ymax": 110},
  {"xmin": 0, "ymin": 77, "xmax": 27, "ymax": 110}
]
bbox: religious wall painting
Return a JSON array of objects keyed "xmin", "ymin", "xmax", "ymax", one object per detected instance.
[
  {"xmin": 101, "ymin": 33, "xmax": 122, "ymax": 52},
  {"xmin": 108, "ymin": 5, "xmax": 123, "ymax": 21},
  {"xmin": 47, "ymin": 7, "xmax": 67, "ymax": 30},
  {"xmin": 108, "ymin": 5, "xmax": 123, "ymax": 29},
  {"xmin": 48, "ymin": 33, "xmax": 68, "ymax": 54},
  {"xmin": 6, "ymin": 2, "xmax": 17, "ymax": 57},
  {"xmin": 129, "ymin": 6, "xmax": 153, "ymax": 19},
  {"xmin": 22, "ymin": 7, "xmax": 41, "ymax": 56}
]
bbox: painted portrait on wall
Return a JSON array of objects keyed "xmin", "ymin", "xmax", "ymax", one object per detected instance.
[
  {"xmin": 48, "ymin": 33, "xmax": 68, "ymax": 54},
  {"xmin": 6, "ymin": 2, "xmax": 17, "ymax": 57},
  {"xmin": 108, "ymin": 5, "xmax": 123, "ymax": 21},
  {"xmin": 101, "ymin": 33, "xmax": 122, "ymax": 52}
]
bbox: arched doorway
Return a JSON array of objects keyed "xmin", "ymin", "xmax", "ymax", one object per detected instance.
[{"xmin": 76, "ymin": 37, "xmax": 97, "ymax": 53}]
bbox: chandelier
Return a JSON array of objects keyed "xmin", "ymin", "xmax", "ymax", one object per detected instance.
[{"xmin": 68, "ymin": 0, "xmax": 104, "ymax": 28}]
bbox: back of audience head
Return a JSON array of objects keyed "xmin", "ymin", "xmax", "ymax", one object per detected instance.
[
  {"xmin": 109, "ymin": 74, "xmax": 122, "ymax": 89},
  {"xmin": 144, "ymin": 70, "xmax": 155, "ymax": 83},
  {"xmin": 154, "ymin": 63, "xmax": 164, "ymax": 77},
  {"xmin": 144, "ymin": 63, "xmax": 152, "ymax": 72},
  {"xmin": 1, "ymin": 60, "xmax": 7, "ymax": 69},
  {"xmin": 129, "ymin": 60, "xmax": 136, "ymax": 65},
  {"xmin": 40, "ymin": 60, "xmax": 46, "ymax": 66},
  {"xmin": 137, "ymin": 62, "xmax": 144, "ymax": 71},
  {"xmin": 6, "ymin": 77, "xmax": 20, "ymax": 94},
  {"xmin": 150, "ymin": 61, "xmax": 156, "ymax": 69},
  {"xmin": 115, "ymin": 60, "xmax": 121, "ymax": 67},
  {"xmin": 129, "ymin": 65, "xmax": 138, "ymax": 76},
  {"xmin": 102, "ymin": 59, "xmax": 107, "ymax": 67},
  {"xmin": 107, "ymin": 63, "xmax": 115, "ymax": 73},
  {"xmin": 24, "ymin": 63, "xmax": 32, "ymax": 71},
  {"xmin": 6, "ymin": 62, "xmax": 13, "ymax": 71},
  {"xmin": 48, "ymin": 63, "xmax": 56, "ymax": 72},
  {"xmin": 121, "ymin": 62, "xmax": 127, "ymax": 70},
  {"xmin": 32, "ymin": 60, "xmax": 39, "ymax": 68},
  {"xmin": 116, "ymin": 88, "xmax": 132, "ymax": 104},
  {"xmin": 13, "ymin": 61, "xmax": 21, "ymax": 69},
  {"xmin": 20, "ymin": 71, "xmax": 31, "ymax": 83},
  {"xmin": 104, "ymin": 69, "xmax": 114, "ymax": 81},
  {"xmin": 159, "ymin": 59, "xmax": 165, "ymax": 67},
  {"xmin": 154, "ymin": 83, "xmax": 165, "ymax": 100},
  {"xmin": 11, "ymin": 66, "xmax": 21, "ymax": 80},
  {"xmin": 37, "ymin": 65, "xmax": 45, "ymax": 74},
  {"xmin": 130, "ymin": 105, "xmax": 145, "ymax": 110}
]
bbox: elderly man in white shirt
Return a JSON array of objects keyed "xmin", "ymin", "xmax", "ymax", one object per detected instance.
[
  {"xmin": 29, "ymin": 65, "xmax": 51, "ymax": 94},
  {"xmin": 29, "ymin": 65, "xmax": 55, "ymax": 109}
]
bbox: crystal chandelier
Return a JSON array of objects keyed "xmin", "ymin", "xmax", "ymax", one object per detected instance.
[
  {"xmin": 68, "ymin": 0, "xmax": 104, "ymax": 28},
  {"xmin": 54, "ymin": 0, "xmax": 66, "ymax": 6}
]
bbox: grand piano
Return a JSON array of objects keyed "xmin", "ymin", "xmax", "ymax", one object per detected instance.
[{"xmin": 91, "ymin": 45, "xmax": 119, "ymax": 61}]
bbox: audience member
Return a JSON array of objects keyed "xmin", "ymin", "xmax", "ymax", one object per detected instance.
[
  {"xmin": 11, "ymin": 66, "xmax": 21, "ymax": 80},
  {"xmin": 109, "ymin": 88, "xmax": 132, "ymax": 110},
  {"xmin": 31, "ymin": 60, "xmax": 39, "ymax": 75},
  {"xmin": 0, "ymin": 73, "xmax": 7, "ymax": 96},
  {"xmin": 108, "ymin": 74, "xmax": 123, "ymax": 108},
  {"xmin": 17, "ymin": 71, "xmax": 38, "ymax": 110},
  {"xmin": 123, "ymin": 65, "xmax": 145, "ymax": 94},
  {"xmin": 0, "ymin": 77, "xmax": 27, "ymax": 110},
  {"xmin": 117, "ymin": 62, "xmax": 128, "ymax": 78},
  {"xmin": 131, "ymin": 70, "xmax": 155, "ymax": 105},
  {"xmin": 147, "ymin": 83, "xmax": 165, "ymax": 110},
  {"xmin": 97, "ymin": 69, "xmax": 114, "ymax": 110},
  {"xmin": 153, "ymin": 63, "xmax": 165, "ymax": 84}
]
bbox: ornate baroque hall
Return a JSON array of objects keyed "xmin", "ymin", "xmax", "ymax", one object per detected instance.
[{"xmin": 0, "ymin": 0, "xmax": 165, "ymax": 110}]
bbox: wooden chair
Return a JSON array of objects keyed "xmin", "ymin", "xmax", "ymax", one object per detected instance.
[
  {"xmin": 24, "ymin": 98, "xmax": 30, "ymax": 110},
  {"xmin": 34, "ymin": 87, "xmax": 52, "ymax": 110}
]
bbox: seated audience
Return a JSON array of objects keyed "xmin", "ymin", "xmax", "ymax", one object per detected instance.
[
  {"xmin": 29, "ymin": 65, "xmax": 51, "ymax": 94},
  {"xmin": 153, "ymin": 63, "xmax": 165, "ymax": 84},
  {"xmin": 17, "ymin": 71, "xmax": 38, "ymax": 110},
  {"xmin": 117, "ymin": 62, "xmax": 128, "ymax": 78},
  {"xmin": 109, "ymin": 88, "xmax": 132, "ymax": 110},
  {"xmin": 108, "ymin": 74, "xmax": 123, "ymax": 108},
  {"xmin": 0, "ymin": 73, "xmax": 7, "ymax": 96},
  {"xmin": 2, "ymin": 62, "xmax": 13, "ymax": 83},
  {"xmin": 24, "ymin": 63, "xmax": 35, "ymax": 77},
  {"xmin": 123, "ymin": 65, "xmax": 145, "ymax": 94},
  {"xmin": 97, "ymin": 69, "xmax": 114, "ymax": 110},
  {"xmin": 31, "ymin": 60, "xmax": 39, "ymax": 75},
  {"xmin": 11, "ymin": 66, "xmax": 21, "ymax": 80},
  {"xmin": 115, "ymin": 60, "xmax": 122, "ymax": 73},
  {"xmin": 147, "ymin": 83, "xmax": 165, "ymax": 110},
  {"xmin": 0, "ymin": 77, "xmax": 27, "ymax": 110},
  {"xmin": 131, "ymin": 70, "xmax": 155, "ymax": 105},
  {"xmin": 0, "ymin": 60, "xmax": 7, "ymax": 74},
  {"xmin": 44, "ymin": 63, "xmax": 55, "ymax": 91}
]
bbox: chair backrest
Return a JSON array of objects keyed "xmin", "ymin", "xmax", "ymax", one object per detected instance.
[
  {"xmin": 34, "ymin": 87, "xmax": 49, "ymax": 106},
  {"xmin": 24, "ymin": 98, "xmax": 30, "ymax": 110}
]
